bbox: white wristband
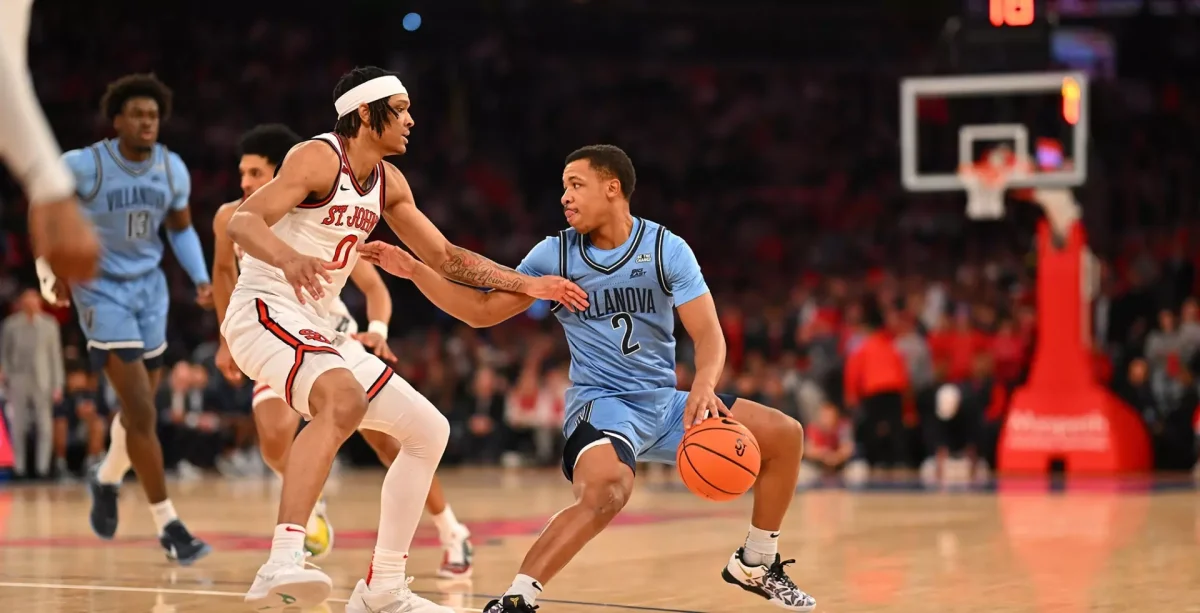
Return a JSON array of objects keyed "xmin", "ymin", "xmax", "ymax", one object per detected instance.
[
  {"xmin": 35, "ymin": 257, "xmax": 60, "ymax": 304},
  {"xmin": 368, "ymin": 320, "xmax": 389, "ymax": 339}
]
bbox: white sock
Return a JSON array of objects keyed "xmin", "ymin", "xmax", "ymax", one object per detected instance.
[
  {"xmin": 269, "ymin": 523, "xmax": 307, "ymax": 565},
  {"xmin": 366, "ymin": 547, "xmax": 409, "ymax": 591},
  {"xmin": 742, "ymin": 525, "xmax": 780, "ymax": 567},
  {"xmin": 96, "ymin": 418, "xmax": 131, "ymax": 485},
  {"xmin": 431, "ymin": 505, "xmax": 459, "ymax": 541},
  {"xmin": 505, "ymin": 574, "xmax": 544, "ymax": 605},
  {"xmin": 150, "ymin": 500, "xmax": 178, "ymax": 535}
]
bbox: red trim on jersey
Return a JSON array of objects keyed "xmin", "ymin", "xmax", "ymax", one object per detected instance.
[
  {"xmin": 366, "ymin": 366, "xmax": 394, "ymax": 402},
  {"xmin": 296, "ymin": 138, "xmax": 341, "ymax": 209},
  {"xmin": 333, "ymin": 133, "xmax": 379, "ymax": 196},
  {"xmin": 252, "ymin": 383, "xmax": 271, "ymax": 398},
  {"xmin": 254, "ymin": 299, "xmax": 341, "ymax": 407},
  {"xmin": 378, "ymin": 163, "xmax": 387, "ymax": 211}
]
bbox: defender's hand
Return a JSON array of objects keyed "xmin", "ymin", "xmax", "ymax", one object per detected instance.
[
  {"xmin": 29, "ymin": 197, "xmax": 100, "ymax": 283},
  {"xmin": 215, "ymin": 340, "xmax": 243, "ymax": 384},
  {"xmin": 195, "ymin": 283, "xmax": 214, "ymax": 309},
  {"xmin": 682, "ymin": 386, "xmax": 732, "ymax": 430},
  {"xmin": 279, "ymin": 251, "xmax": 336, "ymax": 304},
  {"xmin": 525, "ymin": 275, "xmax": 588, "ymax": 312},
  {"xmin": 357, "ymin": 242, "xmax": 419, "ymax": 279},
  {"xmin": 353, "ymin": 331, "xmax": 397, "ymax": 363}
]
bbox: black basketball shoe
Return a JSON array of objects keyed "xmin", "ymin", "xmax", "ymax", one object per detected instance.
[
  {"xmin": 483, "ymin": 594, "xmax": 538, "ymax": 612},
  {"xmin": 87, "ymin": 465, "xmax": 119, "ymax": 539},
  {"xmin": 159, "ymin": 520, "xmax": 212, "ymax": 566}
]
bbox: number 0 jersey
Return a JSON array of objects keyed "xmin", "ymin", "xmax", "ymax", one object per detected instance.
[{"xmin": 232, "ymin": 132, "xmax": 384, "ymax": 321}]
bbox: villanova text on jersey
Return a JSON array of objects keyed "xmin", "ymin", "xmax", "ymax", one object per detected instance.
[
  {"xmin": 62, "ymin": 139, "xmax": 191, "ymax": 279},
  {"xmin": 516, "ymin": 217, "xmax": 710, "ymax": 402}
]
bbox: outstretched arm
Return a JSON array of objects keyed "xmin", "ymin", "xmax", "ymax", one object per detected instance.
[
  {"xmin": 358, "ymin": 241, "xmax": 535, "ymax": 328},
  {"xmin": 379, "ymin": 164, "xmax": 587, "ymax": 311},
  {"xmin": 162, "ymin": 153, "xmax": 211, "ymax": 299}
]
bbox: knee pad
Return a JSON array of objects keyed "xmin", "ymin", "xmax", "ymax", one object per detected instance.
[{"xmin": 361, "ymin": 377, "xmax": 449, "ymax": 456}]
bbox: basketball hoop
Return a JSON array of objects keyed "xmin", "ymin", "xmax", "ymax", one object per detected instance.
[{"xmin": 958, "ymin": 147, "xmax": 1031, "ymax": 221}]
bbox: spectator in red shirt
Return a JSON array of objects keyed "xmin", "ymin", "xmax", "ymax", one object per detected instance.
[
  {"xmin": 844, "ymin": 299, "xmax": 911, "ymax": 471},
  {"xmin": 804, "ymin": 402, "xmax": 855, "ymax": 475},
  {"xmin": 929, "ymin": 308, "xmax": 990, "ymax": 383}
]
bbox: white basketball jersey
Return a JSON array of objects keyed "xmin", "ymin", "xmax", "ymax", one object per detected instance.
[
  {"xmin": 234, "ymin": 238, "xmax": 357, "ymax": 334},
  {"xmin": 233, "ymin": 132, "xmax": 385, "ymax": 322}
]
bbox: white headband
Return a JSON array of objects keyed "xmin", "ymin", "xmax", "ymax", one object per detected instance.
[{"xmin": 334, "ymin": 76, "xmax": 408, "ymax": 118}]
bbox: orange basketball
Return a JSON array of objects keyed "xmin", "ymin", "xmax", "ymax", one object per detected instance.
[{"xmin": 676, "ymin": 417, "xmax": 761, "ymax": 502}]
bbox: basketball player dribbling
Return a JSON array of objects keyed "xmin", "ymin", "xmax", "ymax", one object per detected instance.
[
  {"xmin": 212, "ymin": 123, "xmax": 473, "ymax": 576},
  {"xmin": 360, "ymin": 145, "xmax": 817, "ymax": 612},
  {"xmin": 222, "ymin": 67, "xmax": 588, "ymax": 611}
]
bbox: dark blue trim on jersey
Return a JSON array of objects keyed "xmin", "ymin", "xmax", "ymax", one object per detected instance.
[
  {"xmin": 161, "ymin": 144, "xmax": 179, "ymax": 203},
  {"xmin": 654, "ymin": 225, "xmax": 672, "ymax": 296},
  {"xmin": 101, "ymin": 139, "xmax": 156, "ymax": 178},
  {"xmin": 80, "ymin": 145, "xmax": 104, "ymax": 202},
  {"xmin": 550, "ymin": 229, "xmax": 568, "ymax": 314},
  {"xmin": 578, "ymin": 217, "xmax": 646, "ymax": 274}
]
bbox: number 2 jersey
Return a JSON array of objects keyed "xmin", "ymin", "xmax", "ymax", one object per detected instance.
[
  {"xmin": 62, "ymin": 139, "xmax": 190, "ymax": 279},
  {"xmin": 231, "ymin": 132, "xmax": 384, "ymax": 323},
  {"xmin": 515, "ymin": 217, "xmax": 709, "ymax": 409}
]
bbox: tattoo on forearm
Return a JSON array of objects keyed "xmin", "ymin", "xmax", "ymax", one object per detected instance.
[{"xmin": 441, "ymin": 247, "xmax": 525, "ymax": 291}]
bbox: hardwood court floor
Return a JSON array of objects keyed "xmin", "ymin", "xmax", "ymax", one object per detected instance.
[{"xmin": 0, "ymin": 467, "xmax": 1198, "ymax": 612}]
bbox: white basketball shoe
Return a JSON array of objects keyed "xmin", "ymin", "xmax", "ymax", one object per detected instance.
[
  {"xmin": 244, "ymin": 555, "xmax": 332, "ymax": 610},
  {"xmin": 437, "ymin": 523, "xmax": 473, "ymax": 579},
  {"xmin": 721, "ymin": 547, "xmax": 816, "ymax": 611},
  {"xmin": 345, "ymin": 578, "xmax": 455, "ymax": 613}
]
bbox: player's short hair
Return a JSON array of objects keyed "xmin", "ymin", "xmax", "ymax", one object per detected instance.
[
  {"xmin": 238, "ymin": 124, "xmax": 301, "ymax": 168},
  {"xmin": 565, "ymin": 145, "xmax": 636, "ymax": 200},
  {"xmin": 100, "ymin": 73, "xmax": 173, "ymax": 120},
  {"xmin": 333, "ymin": 66, "xmax": 402, "ymax": 138}
]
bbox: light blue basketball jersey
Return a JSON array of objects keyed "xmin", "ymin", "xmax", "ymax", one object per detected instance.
[
  {"xmin": 62, "ymin": 139, "xmax": 190, "ymax": 279},
  {"xmin": 516, "ymin": 217, "xmax": 709, "ymax": 410}
]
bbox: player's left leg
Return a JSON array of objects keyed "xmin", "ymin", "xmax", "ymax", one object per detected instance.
[
  {"xmin": 344, "ymin": 362, "xmax": 453, "ymax": 613},
  {"xmin": 650, "ymin": 392, "xmax": 815, "ymax": 612},
  {"xmin": 359, "ymin": 428, "xmax": 474, "ymax": 578}
]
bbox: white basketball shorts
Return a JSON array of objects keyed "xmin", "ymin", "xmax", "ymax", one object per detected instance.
[{"xmin": 224, "ymin": 296, "xmax": 392, "ymax": 417}]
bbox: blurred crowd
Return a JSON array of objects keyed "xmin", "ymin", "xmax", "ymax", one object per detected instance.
[{"xmin": 3, "ymin": 5, "xmax": 1200, "ymax": 481}]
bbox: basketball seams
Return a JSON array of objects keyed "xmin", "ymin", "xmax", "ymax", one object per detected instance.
[
  {"xmin": 686, "ymin": 425, "xmax": 761, "ymax": 455},
  {"xmin": 684, "ymin": 442, "xmax": 759, "ymax": 478},
  {"xmin": 680, "ymin": 446, "xmax": 741, "ymax": 497}
]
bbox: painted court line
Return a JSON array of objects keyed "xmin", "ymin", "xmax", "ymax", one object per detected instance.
[{"xmin": 0, "ymin": 581, "xmax": 360, "ymax": 606}]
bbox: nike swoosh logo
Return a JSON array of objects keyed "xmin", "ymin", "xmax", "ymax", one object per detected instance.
[
  {"xmin": 532, "ymin": 580, "xmax": 543, "ymax": 591},
  {"xmin": 284, "ymin": 526, "xmax": 305, "ymax": 534},
  {"xmin": 770, "ymin": 533, "xmax": 780, "ymax": 538},
  {"xmin": 339, "ymin": 186, "xmax": 350, "ymax": 191}
]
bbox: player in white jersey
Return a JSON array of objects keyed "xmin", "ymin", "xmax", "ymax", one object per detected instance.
[
  {"xmin": 211, "ymin": 124, "xmax": 473, "ymax": 577},
  {"xmin": 222, "ymin": 67, "xmax": 587, "ymax": 611},
  {"xmin": 1, "ymin": 0, "xmax": 99, "ymax": 282}
]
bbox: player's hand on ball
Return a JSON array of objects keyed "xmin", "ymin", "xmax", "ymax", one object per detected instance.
[
  {"xmin": 683, "ymin": 386, "xmax": 732, "ymax": 430},
  {"xmin": 357, "ymin": 242, "xmax": 419, "ymax": 279},
  {"xmin": 29, "ymin": 197, "xmax": 100, "ymax": 282},
  {"xmin": 526, "ymin": 276, "xmax": 589, "ymax": 312},
  {"xmin": 195, "ymin": 283, "xmax": 214, "ymax": 309},
  {"xmin": 353, "ymin": 332, "xmax": 397, "ymax": 362},
  {"xmin": 215, "ymin": 341, "xmax": 243, "ymax": 384},
  {"xmin": 279, "ymin": 251, "xmax": 336, "ymax": 304}
]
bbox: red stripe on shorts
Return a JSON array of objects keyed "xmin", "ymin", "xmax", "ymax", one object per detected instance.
[
  {"xmin": 366, "ymin": 366, "xmax": 394, "ymax": 402},
  {"xmin": 254, "ymin": 299, "xmax": 341, "ymax": 407}
]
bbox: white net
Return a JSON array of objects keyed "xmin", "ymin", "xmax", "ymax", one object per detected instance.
[{"xmin": 960, "ymin": 168, "xmax": 1008, "ymax": 220}]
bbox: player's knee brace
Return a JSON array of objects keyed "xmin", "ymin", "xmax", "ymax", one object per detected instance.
[{"xmin": 362, "ymin": 379, "xmax": 450, "ymax": 457}]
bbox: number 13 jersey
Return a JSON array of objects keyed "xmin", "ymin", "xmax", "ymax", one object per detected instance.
[{"xmin": 233, "ymin": 132, "xmax": 384, "ymax": 321}]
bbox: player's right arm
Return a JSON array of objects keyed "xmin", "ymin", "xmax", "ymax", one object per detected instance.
[
  {"xmin": 226, "ymin": 141, "xmax": 340, "ymax": 303},
  {"xmin": 358, "ymin": 239, "xmax": 547, "ymax": 328}
]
